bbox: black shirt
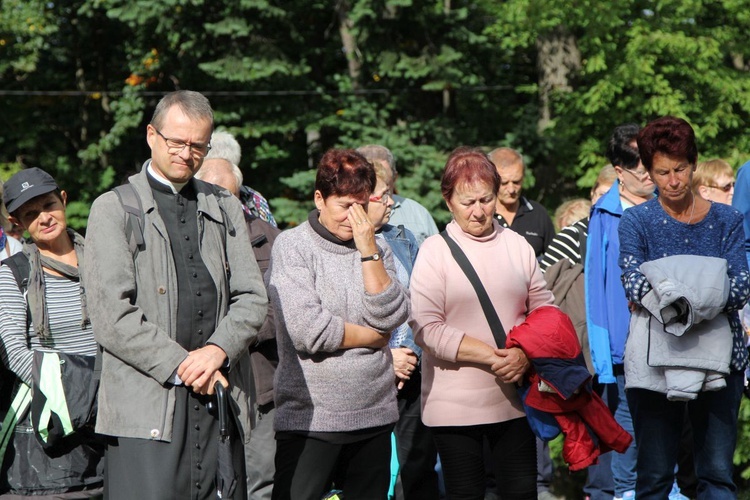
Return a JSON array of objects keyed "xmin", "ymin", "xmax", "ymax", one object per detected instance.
[{"xmin": 494, "ymin": 196, "xmax": 555, "ymax": 257}]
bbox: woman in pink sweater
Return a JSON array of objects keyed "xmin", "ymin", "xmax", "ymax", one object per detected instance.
[{"xmin": 410, "ymin": 147, "xmax": 554, "ymax": 499}]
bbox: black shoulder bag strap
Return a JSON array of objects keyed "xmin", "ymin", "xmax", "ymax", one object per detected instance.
[{"xmin": 439, "ymin": 231, "xmax": 506, "ymax": 348}]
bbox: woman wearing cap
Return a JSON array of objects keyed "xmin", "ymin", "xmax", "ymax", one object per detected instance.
[{"xmin": 0, "ymin": 168, "xmax": 104, "ymax": 497}]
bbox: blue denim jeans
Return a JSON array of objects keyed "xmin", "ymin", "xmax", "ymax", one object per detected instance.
[
  {"xmin": 626, "ymin": 370, "xmax": 743, "ymax": 500},
  {"xmin": 612, "ymin": 373, "xmax": 638, "ymax": 497},
  {"xmin": 584, "ymin": 380, "xmax": 617, "ymax": 500}
]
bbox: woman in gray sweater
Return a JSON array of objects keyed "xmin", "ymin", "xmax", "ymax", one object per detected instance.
[{"xmin": 267, "ymin": 149, "xmax": 409, "ymax": 500}]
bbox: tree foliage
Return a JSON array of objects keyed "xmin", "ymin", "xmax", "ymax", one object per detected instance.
[
  {"xmin": 2, "ymin": 0, "xmax": 750, "ymax": 232},
  {"xmin": 483, "ymin": 0, "xmax": 750, "ymax": 196}
]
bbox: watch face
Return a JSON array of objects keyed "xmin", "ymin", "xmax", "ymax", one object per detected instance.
[{"xmin": 373, "ymin": 253, "xmax": 380, "ymax": 261}]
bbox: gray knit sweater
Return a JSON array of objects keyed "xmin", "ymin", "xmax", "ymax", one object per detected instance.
[{"xmin": 268, "ymin": 221, "xmax": 409, "ymax": 432}]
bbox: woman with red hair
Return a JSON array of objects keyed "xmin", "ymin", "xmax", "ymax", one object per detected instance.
[
  {"xmin": 410, "ymin": 147, "xmax": 554, "ymax": 499},
  {"xmin": 619, "ymin": 117, "xmax": 749, "ymax": 498},
  {"xmin": 268, "ymin": 149, "xmax": 409, "ymax": 500}
]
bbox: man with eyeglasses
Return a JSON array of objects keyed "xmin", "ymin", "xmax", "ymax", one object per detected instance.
[
  {"xmin": 85, "ymin": 90, "xmax": 268, "ymax": 499},
  {"xmin": 585, "ymin": 123, "xmax": 655, "ymax": 500}
]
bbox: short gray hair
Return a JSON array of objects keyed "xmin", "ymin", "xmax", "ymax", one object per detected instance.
[
  {"xmin": 356, "ymin": 144, "xmax": 397, "ymax": 176},
  {"xmin": 206, "ymin": 130, "xmax": 242, "ymax": 166},
  {"xmin": 151, "ymin": 90, "xmax": 214, "ymax": 131}
]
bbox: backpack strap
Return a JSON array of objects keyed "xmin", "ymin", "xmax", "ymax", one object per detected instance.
[
  {"xmin": 0, "ymin": 255, "xmax": 33, "ymax": 453},
  {"xmin": 3, "ymin": 252, "xmax": 30, "ymax": 294},
  {"xmin": 3, "ymin": 252, "xmax": 31, "ymax": 337},
  {"xmin": 113, "ymin": 183, "xmax": 146, "ymax": 256}
]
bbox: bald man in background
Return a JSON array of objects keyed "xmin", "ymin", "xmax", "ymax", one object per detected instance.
[{"xmin": 488, "ymin": 148, "xmax": 555, "ymax": 258}]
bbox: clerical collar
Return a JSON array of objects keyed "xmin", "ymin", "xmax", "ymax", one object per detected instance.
[
  {"xmin": 147, "ymin": 162, "xmax": 189, "ymax": 194},
  {"xmin": 307, "ymin": 210, "xmax": 357, "ymax": 249}
]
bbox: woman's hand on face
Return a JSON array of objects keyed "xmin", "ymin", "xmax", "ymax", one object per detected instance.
[
  {"xmin": 348, "ymin": 203, "xmax": 378, "ymax": 256},
  {"xmin": 490, "ymin": 347, "xmax": 530, "ymax": 384}
]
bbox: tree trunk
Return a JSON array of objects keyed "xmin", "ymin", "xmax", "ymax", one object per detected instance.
[
  {"xmin": 336, "ymin": 1, "xmax": 361, "ymax": 90},
  {"xmin": 536, "ymin": 26, "xmax": 581, "ymax": 132}
]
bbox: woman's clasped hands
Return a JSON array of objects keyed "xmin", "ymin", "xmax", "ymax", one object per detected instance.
[{"xmin": 490, "ymin": 347, "xmax": 530, "ymax": 384}]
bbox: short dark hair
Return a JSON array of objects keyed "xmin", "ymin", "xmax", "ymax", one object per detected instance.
[
  {"xmin": 441, "ymin": 147, "xmax": 501, "ymax": 201},
  {"xmin": 151, "ymin": 90, "xmax": 214, "ymax": 131},
  {"xmin": 637, "ymin": 116, "xmax": 697, "ymax": 171},
  {"xmin": 606, "ymin": 123, "xmax": 641, "ymax": 170},
  {"xmin": 315, "ymin": 149, "xmax": 376, "ymax": 199}
]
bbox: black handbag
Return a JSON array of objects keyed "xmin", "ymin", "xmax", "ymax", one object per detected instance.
[{"xmin": 30, "ymin": 350, "xmax": 99, "ymax": 451}]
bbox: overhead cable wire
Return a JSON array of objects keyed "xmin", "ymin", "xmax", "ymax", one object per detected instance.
[{"xmin": 0, "ymin": 85, "xmax": 513, "ymax": 97}]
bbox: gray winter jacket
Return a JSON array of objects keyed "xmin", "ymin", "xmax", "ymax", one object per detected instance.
[
  {"xmin": 85, "ymin": 168, "xmax": 267, "ymax": 442},
  {"xmin": 624, "ymin": 255, "xmax": 731, "ymax": 400}
]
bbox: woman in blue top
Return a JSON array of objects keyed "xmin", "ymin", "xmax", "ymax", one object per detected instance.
[{"xmin": 619, "ymin": 116, "xmax": 750, "ymax": 499}]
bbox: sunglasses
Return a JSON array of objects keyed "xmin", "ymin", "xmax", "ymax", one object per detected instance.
[{"xmin": 705, "ymin": 182, "xmax": 735, "ymax": 193}]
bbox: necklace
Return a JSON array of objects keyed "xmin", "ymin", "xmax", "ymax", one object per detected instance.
[{"xmin": 659, "ymin": 193, "xmax": 696, "ymax": 224}]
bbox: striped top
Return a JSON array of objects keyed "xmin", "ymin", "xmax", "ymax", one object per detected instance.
[
  {"xmin": 0, "ymin": 265, "xmax": 97, "ymax": 385},
  {"xmin": 540, "ymin": 218, "xmax": 588, "ymax": 272}
]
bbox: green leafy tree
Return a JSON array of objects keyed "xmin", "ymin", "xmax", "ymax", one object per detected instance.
[{"xmin": 482, "ymin": 0, "xmax": 750, "ymax": 208}]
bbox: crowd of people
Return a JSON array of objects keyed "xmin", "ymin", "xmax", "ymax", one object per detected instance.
[{"xmin": 0, "ymin": 90, "xmax": 748, "ymax": 500}]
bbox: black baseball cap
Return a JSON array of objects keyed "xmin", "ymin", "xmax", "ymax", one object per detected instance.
[{"xmin": 3, "ymin": 168, "xmax": 59, "ymax": 214}]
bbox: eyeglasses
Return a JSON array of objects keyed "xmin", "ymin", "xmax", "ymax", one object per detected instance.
[
  {"xmin": 154, "ymin": 128, "xmax": 212, "ymax": 158},
  {"xmin": 622, "ymin": 167, "xmax": 651, "ymax": 181},
  {"xmin": 369, "ymin": 190, "xmax": 392, "ymax": 205},
  {"xmin": 705, "ymin": 181, "xmax": 735, "ymax": 193}
]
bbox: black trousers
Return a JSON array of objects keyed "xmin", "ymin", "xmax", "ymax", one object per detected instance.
[
  {"xmin": 272, "ymin": 430, "xmax": 392, "ymax": 500},
  {"xmin": 432, "ymin": 417, "xmax": 537, "ymax": 500},
  {"xmin": 104, "ymin": 387, "xmax": 246, "ymax": 500}
]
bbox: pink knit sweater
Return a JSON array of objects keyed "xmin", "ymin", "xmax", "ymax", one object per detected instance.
[{"xmin": 410, "ymin": 220, "xmax": 554, "ymax": 427}]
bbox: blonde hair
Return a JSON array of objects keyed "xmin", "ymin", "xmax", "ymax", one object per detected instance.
[
  {"xmin": 692, "ymin": 159, "xmax": 733, "ymax": 191},
  {"xmin": 554, "ymin": 198, "xmax": 591, "ymax": 231},
  {"xmin": 591, "ymin": 164, "xmax": 617, "ymax": 200}
]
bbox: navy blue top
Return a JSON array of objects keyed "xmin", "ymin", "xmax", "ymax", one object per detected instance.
[{"xmin": 618, "ymin": 198, "xmax": 750, "ymax": 371}]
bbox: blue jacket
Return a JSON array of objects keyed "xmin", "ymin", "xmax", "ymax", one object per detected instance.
[
  {"xmin": 732, "ymin": 161, "xmax": 750, "ymax": 270},
  {"xmin": 380, "ymin": 223, "xmax": 421, "ymax": 357},
  {"xmin": 585, "ymin": 182, "xmax": 630, "ymax": 384}
]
